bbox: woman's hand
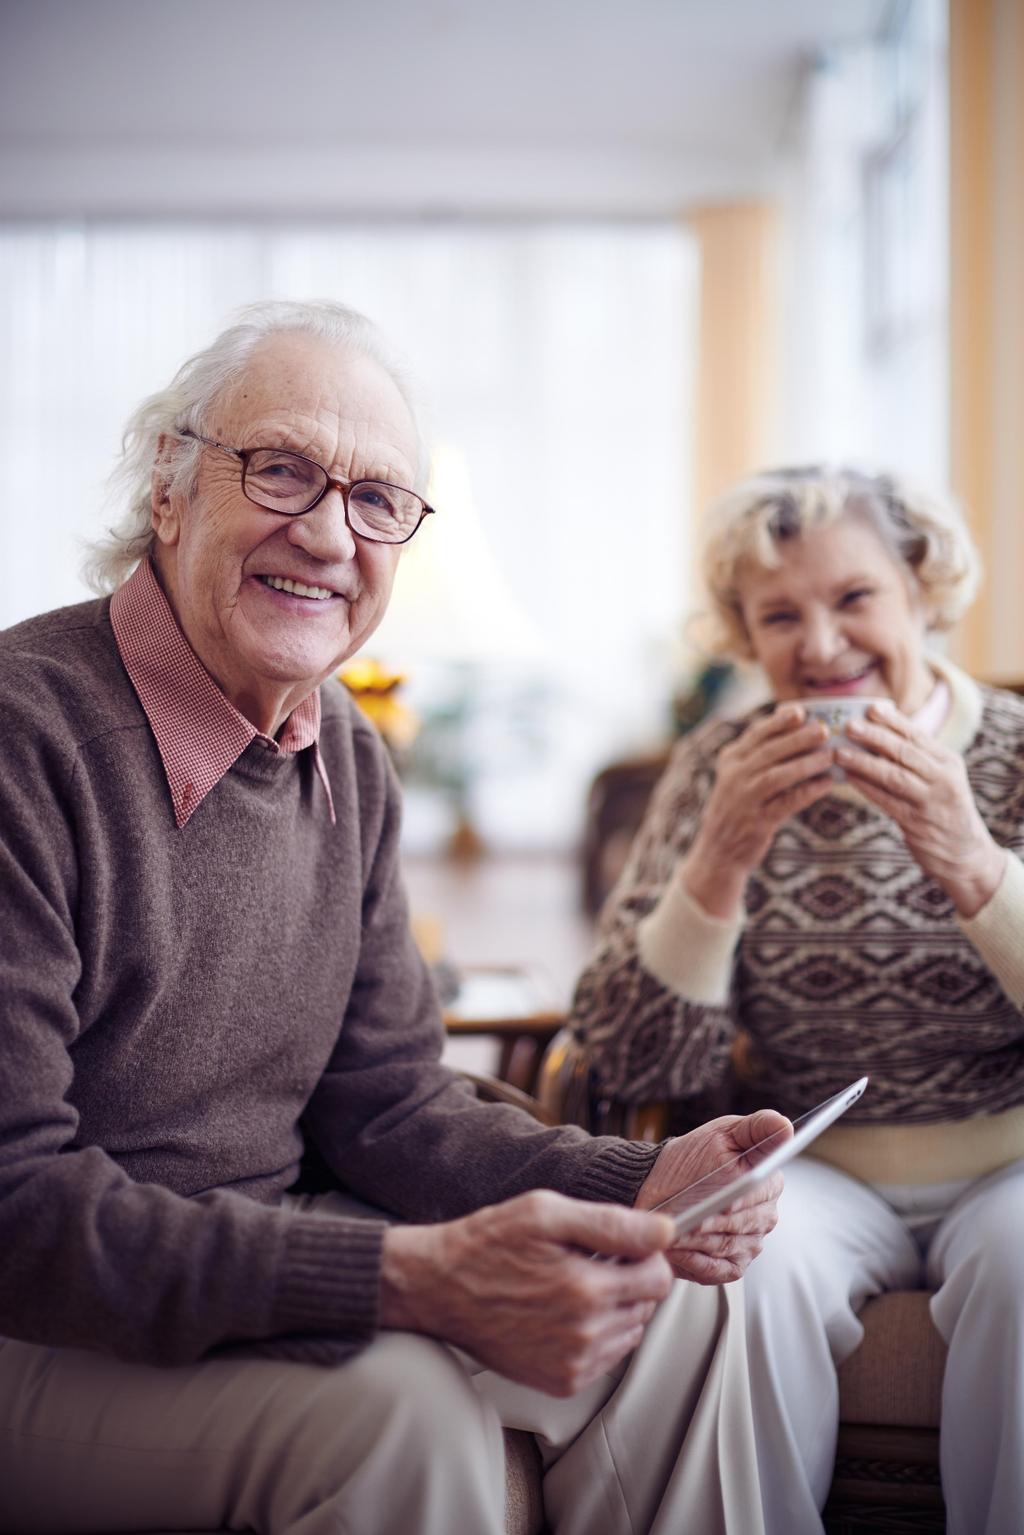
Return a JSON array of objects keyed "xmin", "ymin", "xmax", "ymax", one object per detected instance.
[
  {"xmin": 837, "ymin": 701, "xmax": 1006, "ymax": 917},
  {"xmin": 682, "ymin": 705, "xmax": 834, "ymax": 917},
  {"xmin": 635, "ymin": 1110, "xmax": 790, "ymax": 1283}
]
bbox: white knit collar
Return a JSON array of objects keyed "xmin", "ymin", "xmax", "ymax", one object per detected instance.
[{"xmin": 927, "ymin": 651, "xmax": 984, "ymax": 755}]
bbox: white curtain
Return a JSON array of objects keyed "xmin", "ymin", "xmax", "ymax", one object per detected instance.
[{"xmin": 0, "ymin": 220, "xmax": 696, "ymax": 849}]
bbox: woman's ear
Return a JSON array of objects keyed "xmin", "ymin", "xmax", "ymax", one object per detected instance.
[
  {"xmin": 904, "ymin": 564, "xmax": 935, "ymax": 631},
  {"xmin": 151, "ymin": 433, "xmax": 181, "ymax": 546},
  {"xmin": 730, "ymin": 604, "xmax": 756, "ymax": 662}
]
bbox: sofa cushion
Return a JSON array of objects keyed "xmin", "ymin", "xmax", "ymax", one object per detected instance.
[
  {"xmin": 504, "ymin": 1426, "xmax": 545, "ymax": 1534},
  {"xmin": 838, "ymin": 1290, "xmax": 946, "ymax": 1428}
]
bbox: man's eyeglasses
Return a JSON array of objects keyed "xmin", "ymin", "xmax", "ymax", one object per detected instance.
[{"xmin": 177, "ymin": 429, "xmax": 434, "ymax": 546}]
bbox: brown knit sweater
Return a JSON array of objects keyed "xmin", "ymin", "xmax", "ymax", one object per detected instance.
[
  {"xmin": 0, "ymin": 596, "xmax": 657, "ymax": 1367},
  {"xmin": 571, "ymin": 659, "xmax": 1024, "ymax": 1136}
]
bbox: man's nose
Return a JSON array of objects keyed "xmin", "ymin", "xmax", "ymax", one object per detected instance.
[{"xmin": 285, "ymin": 488, "xmax": 358, "ymax": 562}]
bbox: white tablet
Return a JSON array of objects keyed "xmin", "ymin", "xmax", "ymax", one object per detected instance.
[{"xmin": 652, "ymin": 1077, "xmax": 869, "ymax": 1236}]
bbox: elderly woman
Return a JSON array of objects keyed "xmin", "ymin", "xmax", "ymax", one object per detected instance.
[{"xmin": 570, "ymin": 466, "xmax": 1024, "ymax": 1535}]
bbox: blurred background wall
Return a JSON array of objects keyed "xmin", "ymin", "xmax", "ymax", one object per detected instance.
[{"xmin": 0, "ymin": 0, "xmax": 1020, "ymax": 856}]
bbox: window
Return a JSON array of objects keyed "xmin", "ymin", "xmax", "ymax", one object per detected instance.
[{"xmin": 0, "ymin": 219, "xmax": 696, "ymax": 849}]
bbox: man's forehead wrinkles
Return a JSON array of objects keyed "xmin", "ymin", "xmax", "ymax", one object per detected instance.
[
  {"xmin": 234, "ymin": 409, "xmax": 415, "ymax": 484},
  {"xmin": 216, "ymin": 339, "xmax": 419, "ymax": 484}
]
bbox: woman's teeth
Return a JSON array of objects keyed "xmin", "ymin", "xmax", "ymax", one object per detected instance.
[{"xmin": 261, "ymin": 575, "xmax": 333, "ymax": 601}]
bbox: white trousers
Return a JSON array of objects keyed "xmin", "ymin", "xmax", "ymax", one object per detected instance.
[
  {"xmin": 0, "ymin": 1193, "xmax": 766, "ymax": 1535},
  {"xmin": 742, "ymin": 1154, "xmax": 1024, "ymax": 1535}
]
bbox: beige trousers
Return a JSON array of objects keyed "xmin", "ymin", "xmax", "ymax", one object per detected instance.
[{"xmin": 0, "ymin": 1196, "xmax": 765, "ymax": 1535}]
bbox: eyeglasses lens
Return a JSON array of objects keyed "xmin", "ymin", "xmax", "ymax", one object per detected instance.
[
  {"xmin": 348, "ymin": 484, "xmax": 423, "ymax": 543},
  {"xmin": 244, "ymin": 450, "xmax": 325, "ymax": 513},
  {"xmin": 243, "ymin": 449, "xmax": 422, "ymax": 543}
]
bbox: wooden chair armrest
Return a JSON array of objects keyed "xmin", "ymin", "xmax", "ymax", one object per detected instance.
[
  {"xmin": 442, "ymin": 968, "xmax": 565, "ymax": 1096},
  {"xmin": 534, "ymin": 1028, "xmax": 669, "ymax": 1141}
]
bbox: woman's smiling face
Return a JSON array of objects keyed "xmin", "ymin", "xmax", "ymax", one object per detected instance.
[{"xmin": 736, "ymin": 513, "xmax": 936, "ymax": 712}]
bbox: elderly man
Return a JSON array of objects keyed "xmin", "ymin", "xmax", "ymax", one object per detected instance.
[{"xmin": 0, "ymin": 300, "xmax": 785, "ymax": 1535}]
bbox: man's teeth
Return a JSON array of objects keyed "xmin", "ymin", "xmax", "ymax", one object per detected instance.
[{"xmin": 262, "ymin": 575, "xmax": 333, "ymax": 600}]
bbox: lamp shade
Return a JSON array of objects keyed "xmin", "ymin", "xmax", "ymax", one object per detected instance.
[{"xmin": 370, "ymin": 442, "xmax": 545, "ymax": 667}]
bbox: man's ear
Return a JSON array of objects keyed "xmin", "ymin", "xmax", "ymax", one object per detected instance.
[{"xmin": 151, "ymin": 433, "xmax": 181, "ymax": 546}]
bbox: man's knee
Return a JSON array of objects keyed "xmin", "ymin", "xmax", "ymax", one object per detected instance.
[
  {"xmin": 323, "ymin": 1332, "xmax": 502, "ymax": 1460},
  {"xmin": 249, "ymin": 1335, "xmax": 506, "ymax": 1532},
  {"xmin": 358, "ymin": 1332, "xmax": 488, "ymax": 1407}
]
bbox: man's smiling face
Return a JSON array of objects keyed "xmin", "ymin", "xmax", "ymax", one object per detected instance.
[{"xmin": 150, "ymin": 332, "xmax": 418, "ymax": 735}]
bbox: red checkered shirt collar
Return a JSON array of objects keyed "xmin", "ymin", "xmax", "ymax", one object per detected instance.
[{"xmin": 110, "ymin": 558, "xmax": 336, "ymax": 829}]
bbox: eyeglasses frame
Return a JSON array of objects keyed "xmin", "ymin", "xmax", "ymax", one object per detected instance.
[{"xmin": 177, "ymin": 428, "xmax": 434, "ymax": 546}]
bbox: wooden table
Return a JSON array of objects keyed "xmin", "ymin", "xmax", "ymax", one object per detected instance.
[{"xmin": 443, "ymin": 966, "xmax": 566, "ymax": 1095}]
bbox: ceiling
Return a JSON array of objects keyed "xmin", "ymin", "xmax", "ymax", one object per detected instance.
[{"xmin": 0, "ymin": 0, "xmax": 890, "ymax": 215}]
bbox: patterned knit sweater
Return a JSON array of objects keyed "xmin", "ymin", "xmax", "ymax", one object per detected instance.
[{"xmin": 571, "ymin": 658, "xmax": 1024, "ymax": 1171}]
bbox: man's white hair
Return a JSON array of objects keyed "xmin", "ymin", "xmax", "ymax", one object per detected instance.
[
  {"xmin": 82, "ymin": 299, "xmax": 424, "ymax": 594},
  {"xmin": 701, "ymin": 465, "xmax": 982, "ymax": 658}
]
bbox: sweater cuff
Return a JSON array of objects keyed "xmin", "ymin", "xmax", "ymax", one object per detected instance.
[
  {"xmin": 570, "ymin": 1137, "xmax": 663, "ymax": 1206},
  {"xmin": 957, "ymin": 849, "xmax": 1024, "ymax": 1009},
  {"xmin": 274, "ymin": 1212, "xmax": 386, "ymax": 1339},
  {"xmin": 637, "ymin": 876, "xmax": 743, "ymax": 1005}
]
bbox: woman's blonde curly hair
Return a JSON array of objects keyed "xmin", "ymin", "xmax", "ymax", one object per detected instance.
[{"xmin": 700, "ymin": 465, "xmax": 981, "ymax": 659}]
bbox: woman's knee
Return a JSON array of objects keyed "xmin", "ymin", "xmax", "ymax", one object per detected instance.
[
  {"xmin": 935, "ymin": 1223, "xmax": 1024, "ymax": 1320},
  {"xmin": 932, "ymin": 1170, "xmax": 1024, "ymax": 1310}
]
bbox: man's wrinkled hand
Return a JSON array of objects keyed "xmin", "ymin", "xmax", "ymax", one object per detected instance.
[
  {"xmin": 379, "ymin": 1190, "xmax": 676, "ymax": 1396},
  {"xmin": 635, "ymin": 1111, "xmax": 790, "ymax": 1283}
]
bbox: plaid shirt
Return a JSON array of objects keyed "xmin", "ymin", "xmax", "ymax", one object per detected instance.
[{"xmin": 110, "ymin": 557, "xmax": 335, "ymax": 827}]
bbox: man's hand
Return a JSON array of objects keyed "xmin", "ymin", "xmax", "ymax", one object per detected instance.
[
  {"xmin": 379, "ymin": 1190, "xmax": 676, "ymax": 1396},
  {"xmin": 635, "ymin": 1111, "xmax": 790, "ymax": 1283}
]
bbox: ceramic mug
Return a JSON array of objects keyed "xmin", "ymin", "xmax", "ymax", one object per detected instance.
[{"xmin": 791, "ymin": 695, "xmax": 885, "ymax": 779}]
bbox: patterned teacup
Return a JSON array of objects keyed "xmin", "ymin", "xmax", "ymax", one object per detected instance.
[{"xmin": 791, "ymin": 696, "xmax": 885, "ymax": 779}]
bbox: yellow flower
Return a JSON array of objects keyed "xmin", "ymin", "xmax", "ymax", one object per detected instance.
[{"xmin": 338, "ymin": 659, "xmax": 420, "ymax": 751}]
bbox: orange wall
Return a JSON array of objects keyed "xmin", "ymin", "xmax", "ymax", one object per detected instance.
[
  {"xmin": 687, "ymin": 203, "xmax": 782, "ymax": 533},
  {"xmin": 949, "ymin": 0, "xmax": 1024, "ymax": 681}
]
